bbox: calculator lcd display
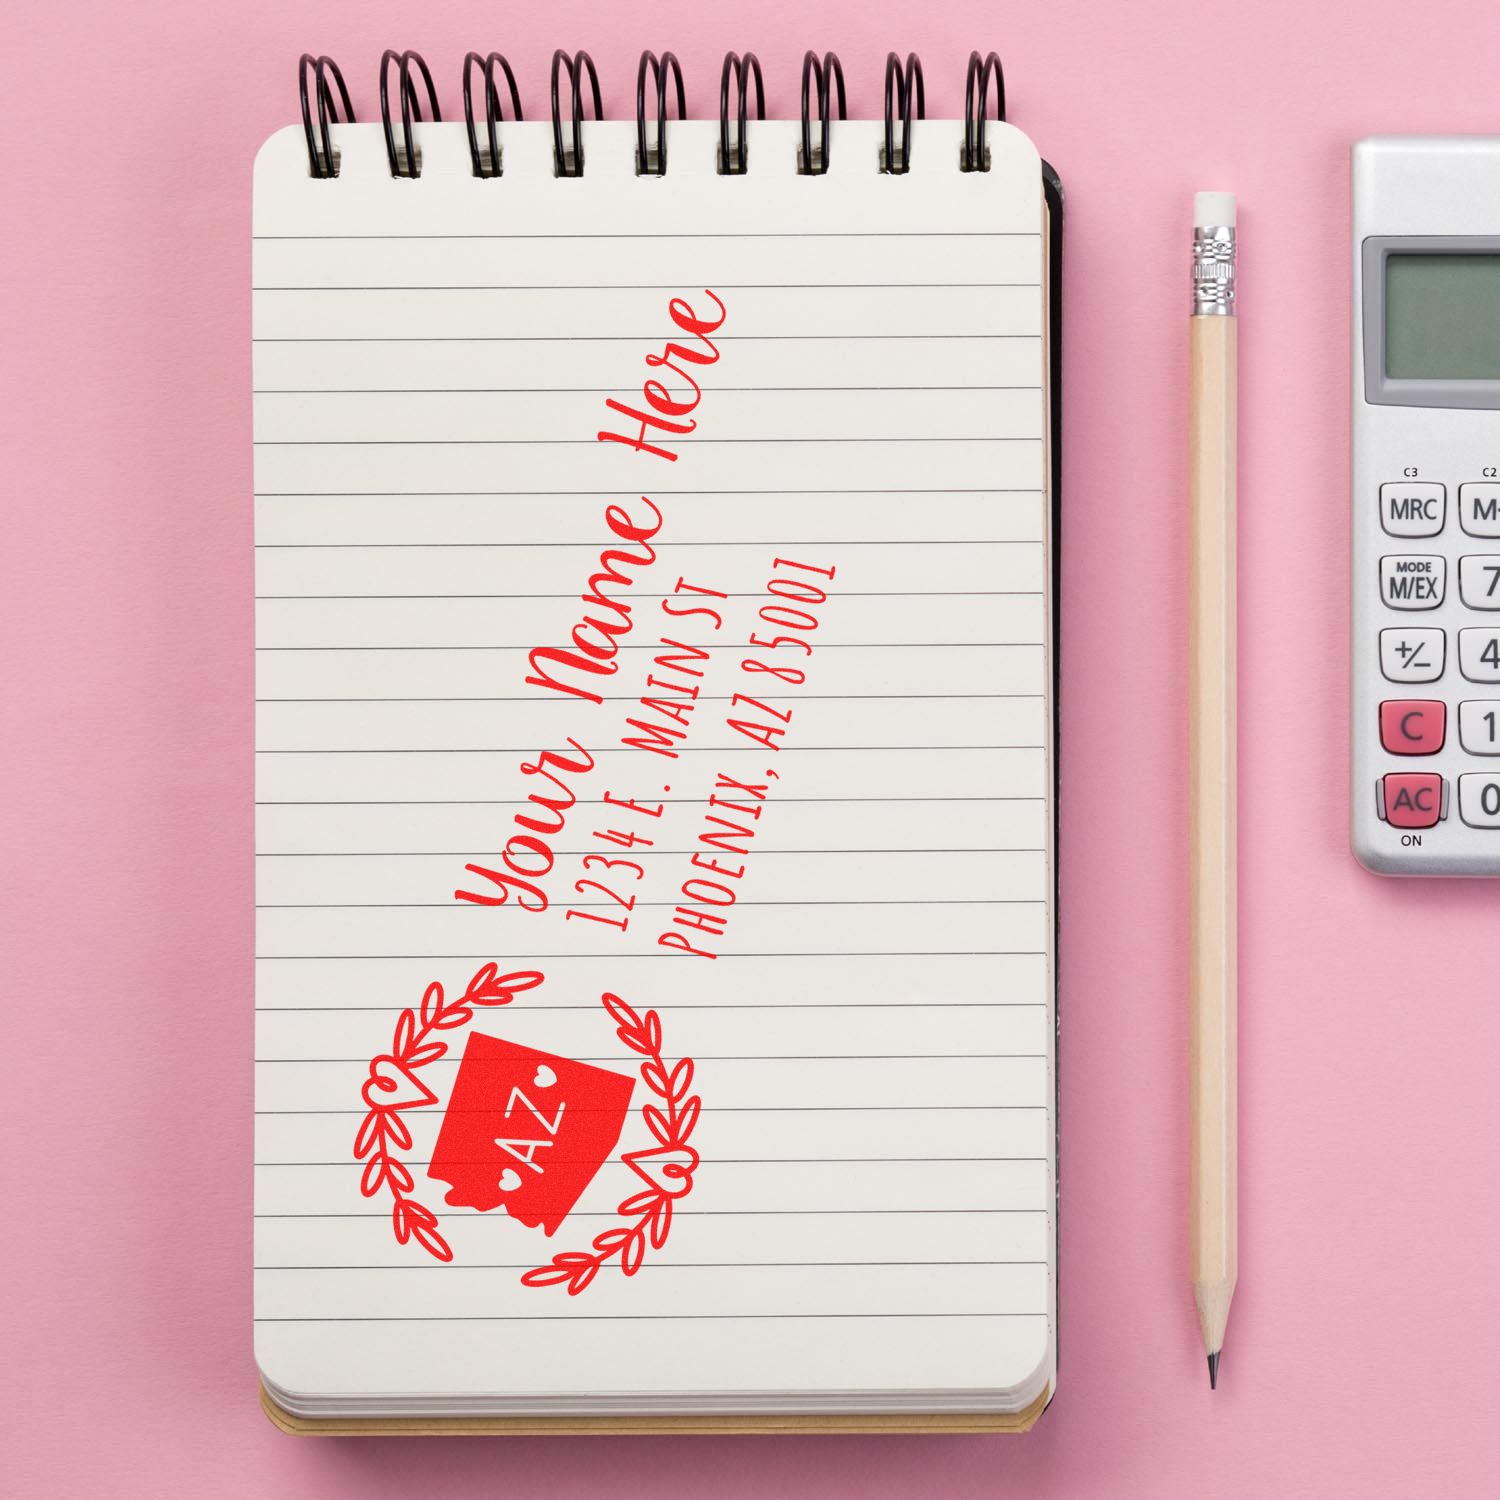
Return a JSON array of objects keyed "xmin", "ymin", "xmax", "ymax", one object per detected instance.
[{"xmin": 1385, "ymin": 253, "xmax": 1500, "ymax": 379}]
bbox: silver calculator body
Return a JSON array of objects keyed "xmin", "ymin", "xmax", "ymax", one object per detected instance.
[{"xmin": 1353, "ymin": 136, "xmax": 1500, "ymax": 875}]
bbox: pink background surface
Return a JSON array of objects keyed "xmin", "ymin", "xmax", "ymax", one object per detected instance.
[{"xmin": 7, "ymin": 0, "xmax": 1500, "ymax": 1493}]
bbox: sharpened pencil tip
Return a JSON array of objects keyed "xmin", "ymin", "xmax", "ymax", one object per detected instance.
[{"xmin": 1207, "ymin": 1351, "xmax": 1220, "ymax": 1389}]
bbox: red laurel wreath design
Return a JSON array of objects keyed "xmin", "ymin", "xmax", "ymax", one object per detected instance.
[
  {"xmin": 520, "ymin": 992, "xmax": 701, "ymax": 1295},
  {"xmin": 353, "ymin": 963, "xmax": 543, "ymax": 1262}
]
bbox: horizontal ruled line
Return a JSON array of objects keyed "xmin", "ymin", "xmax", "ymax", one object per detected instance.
[
  {"xmin": 253, "ymin": 1313, "xmax": 1048, "ymax": 1322},
  {"xmin": 255, "ymin": 848, "xmax": 1042, "ymax": 858},
  {"xmin": 255, "ymin": 951, "xmax": 1047, "ymax": 960},
  {"xmin": 257, "ymin": 1055, "xmax": 1045, "ymax": 1064},
  {"xmin": 254, "ymin": 282, "xmax": 1033, "ymax": 292},
  {"xmin": 255, "ymin": 900, "xmax": 1045, "ymax": 910},
  {"xmin": 255, "ymin": 1003, "xmax": 1049, "ymax": 1012},
  {"xmin": 270, "ymin": 1108, "xmax": 1036, "ymax": 1121},
  {"xmin": 255, "ymin": 692, "xmax": 1044, "ymax": 702},
  {"xmin": 254, "ymin": 744, "xmax": 1039, "ymax": 753},
  {"xmin": 254, "ymin": 594, "xmax": 1042, "ymax": 603},
  {"xmin": 256, "ymin": 1105, "xmax": 1050, "ymax": 1114},
  {"xmin": 254, "ymin": 538, "xmax": 1042, "ymax": 550},
  {"xmin": 253, "ymin": 231, "xmax": 1042, "ymax": 241},
  {"xmin": 255, "ymin": 1259, "xmax": 1049, "ymax": 1270},
  {"xmin": 255, "ymin": 1203, "xmax": 1044, "ymax": 1219},
  {"xmin": 255, "ymin": 796, "xmax": 1047, "ymax": 806},
  {"xmin": 255, "ymin": 487, "xmax": 1043, "ymax": 498},
  {"xmin": 256, "ymin": 1150, "xmax": 1046, "ymax": 1159},
  {"xmin": 254, "ymin": 334, "xmax": 1043, "ymax": 345},
  {"xmin": 255, "ymin": 436, "xmax": 1042, "ymax": 447},
  {"xmin": 254, "ymin": 385, "xmax": 1043, "ymax": 395},
  {"xmin": 254, "ymin": 645, "xmax": 1037, "ymax": 655}
]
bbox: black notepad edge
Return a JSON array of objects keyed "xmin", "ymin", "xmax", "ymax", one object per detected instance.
[{"xmin": 1042, "ymin": 157, "xmax": 1063, "ymax": 1418}]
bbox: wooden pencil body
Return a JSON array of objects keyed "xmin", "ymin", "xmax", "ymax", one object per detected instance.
[{"xmin": 1189, "ymin": 314, "xmax": 1238, "ymax": 1354}]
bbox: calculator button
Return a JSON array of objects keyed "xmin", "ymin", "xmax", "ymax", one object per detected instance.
[
  {"xmin": 1458, "ymin": 700, "xmax": 1500, "ymax": 754},
  {"xmin": 1459, "ymin": 773, "xmax": 1500, "ymax": 828},
  {"xmin": 1459, "ymin": 628, "xmax": 1500, "ymax": 682},
  {"xmin": 1459, "ymin": 483, "xmax": 1500, "ymax": 537},
  {"xmin": 1379, "ymin": 772, "xmax": 1445, "ymax": 828},
  {"xmin": 1460, "ymin": 555, "xmax": 1500, "ymax": 609},
  {"xmin": 1380, "ymin": 555, "xmax": 1445, "ymax": 609},
  {"xmin": 1380, "ymin": 481, "xmax": 1445, "ymax": 536},
  {"xmin": 1380, "ymin": 627, "xmax": 1445, "ymax": 682},
  {"xmin": 1380, "ymin": 700, "xmax": 1445, "ymax": 754}
]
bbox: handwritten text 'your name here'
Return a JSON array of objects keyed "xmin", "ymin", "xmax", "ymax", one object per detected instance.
[{"xmin": 451, "ymin": 290, "xmax": 836, "ymax": 960}]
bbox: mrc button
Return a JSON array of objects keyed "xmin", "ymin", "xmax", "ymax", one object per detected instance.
[
  {"xmin": 1379, "ymin": 772, "xmax": 1445, "ymax": 829},
  {"xmin": 1380, "ymin": 554, "xmax": 1445, "ymax": 609},
  {"xmin": 1380, "ymin": 481, "xmax": 1445, "ymax": 537}
]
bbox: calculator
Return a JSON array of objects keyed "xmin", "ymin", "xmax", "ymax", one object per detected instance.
[{"xmin": 1353, "ymin": 137, "xmax": 1500, "ymax": 875}]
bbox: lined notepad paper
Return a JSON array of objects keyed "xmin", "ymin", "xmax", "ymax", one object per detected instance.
[{"xmin": 253, "ymin": 117, "xmax": 1056, "ymax": 1418}]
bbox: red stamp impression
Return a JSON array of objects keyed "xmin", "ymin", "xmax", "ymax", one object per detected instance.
[
  {"xmin": 353, "ymin": 966, "xmax": 700, "ymax": 1290},
  {"xmin": 429, "ymin": 1033, "xmax": 634, "ymax": 1234}
]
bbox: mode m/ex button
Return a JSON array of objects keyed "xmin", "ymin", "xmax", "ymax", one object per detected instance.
[{"xmin": 1380, "ymin": 554, "xmax": 1445, "ymax": 609}]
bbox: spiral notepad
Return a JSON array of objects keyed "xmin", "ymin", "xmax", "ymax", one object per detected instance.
[{"xmin": 253, "ymin": 47, "xmax": 1061, "ymax": 1432}]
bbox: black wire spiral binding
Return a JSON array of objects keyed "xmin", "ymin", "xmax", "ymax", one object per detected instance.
[
  {"xmin": 718, "ymin": 52, "xmax": 764, "ymax": 174},
  {"xmin": 298, "ymin": 54, "xmax": 355, "ymax": 178},
  {"xmin": 462, "ymin": 52, "xmax": 523, "ymax": 177},
  {"xmin": 882, "ymin": 52, "xmax": 924, "ymax": 174},
  {"xmin": 379, "ymin": 49, "xmax": 441, "ymax": 177},
  {"xmin": 551, "ymin": 50, "xmax": 603, "ymax": 177},
  {"xmin": 299, "ymin": 52, "xmax": 1014, "ymax": 181},
  {"xmin": 799, "ymin": 51, "xmax": 846, "ymax": 175},
  {"xmin": 962, "ymin": 50, "xmax": 1006, "ymax": 172},
  {"xmin": 636, "ymin": 52, "xmax": 685, "ymax": 176}
]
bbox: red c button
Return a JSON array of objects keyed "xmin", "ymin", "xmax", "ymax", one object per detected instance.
[{"xmin": 1380, "ymin": 699, "xmax": 1446, "ymax": 755}]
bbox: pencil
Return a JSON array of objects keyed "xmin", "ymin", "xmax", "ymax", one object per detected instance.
[{"xmin": 1189, "ymin": 191, "xmax": 1238, "ymax": 1390}]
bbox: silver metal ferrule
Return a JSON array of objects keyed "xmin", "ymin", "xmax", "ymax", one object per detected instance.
[{"xmin": 1192, "ymin": 226, "xmax": 1237, "ymax": 316}]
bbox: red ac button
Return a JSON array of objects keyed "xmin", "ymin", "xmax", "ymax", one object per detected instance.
[
  {"xmin": 1380, "ymin": 772, "xmax": 1445, "ymax": 829},
  {"xmin": 1379, "ymin": 699, "xmax": 1446, "ymax": 755}
]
